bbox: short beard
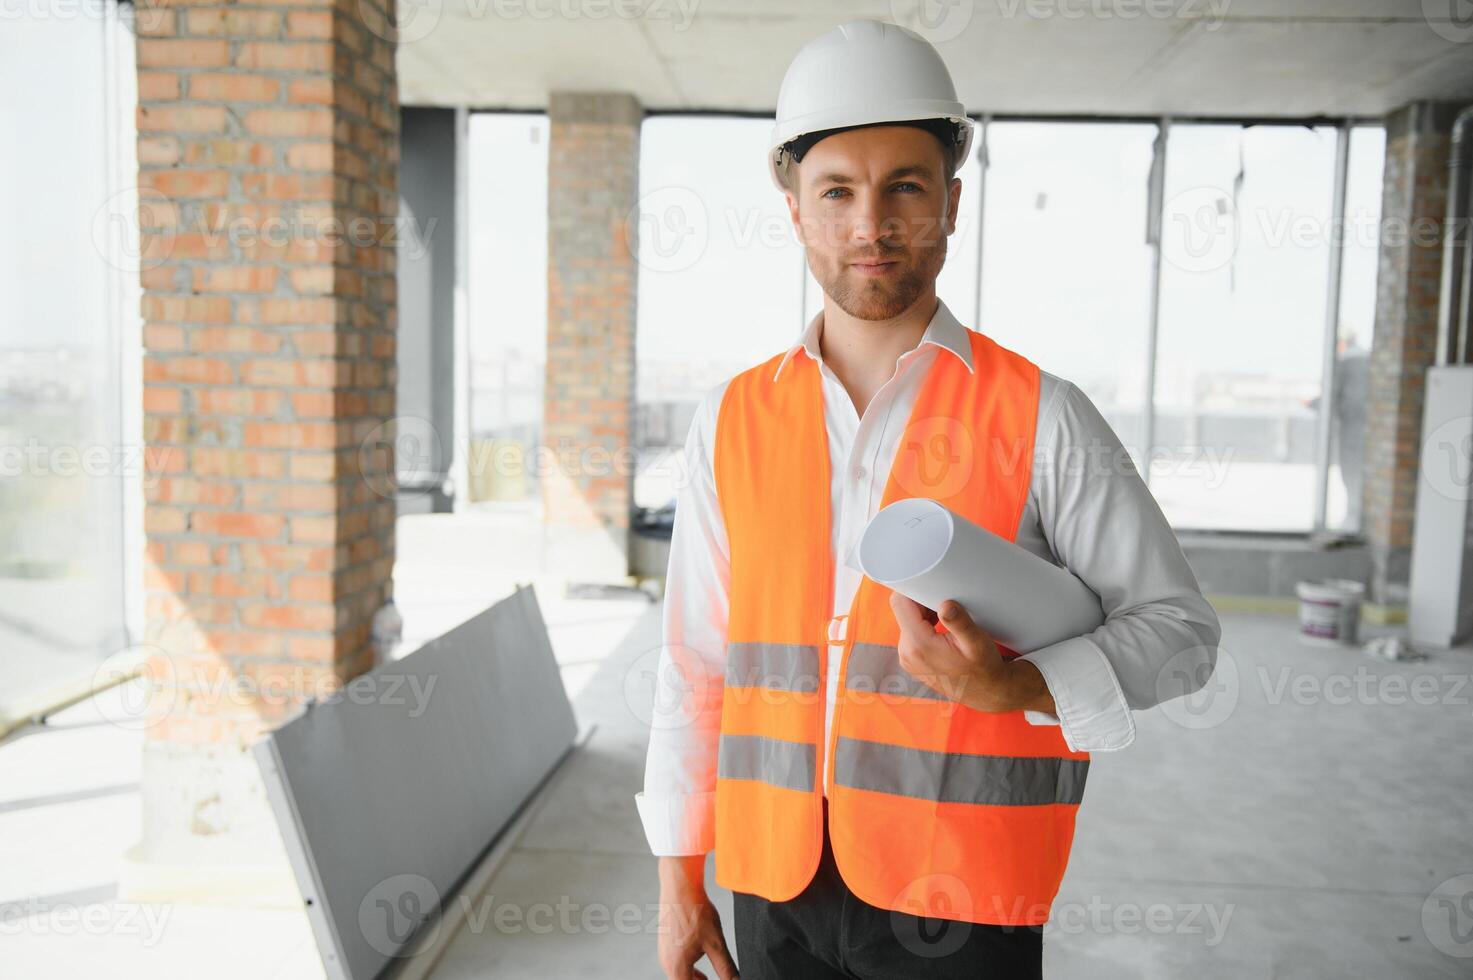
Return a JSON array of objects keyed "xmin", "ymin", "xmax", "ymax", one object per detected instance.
[{"xmin": 813, "ymin": 234, "xmax": 947, "ymax": 322}]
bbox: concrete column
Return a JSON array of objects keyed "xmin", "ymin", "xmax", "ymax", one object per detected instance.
[
  {"xmin": 543, "ymin": 91, "xmax": 642, "ymax": 582},
  {"xmin": 397, "ymin": 107, "xmax": 457, "ymax": 515},
  {"xmin": 1363, "ymin": 102, "xmax": 1461, "ymax": 607},
  {"xmin": 128, "ymin": 0, "xmax": 398, "ymax": 900}
]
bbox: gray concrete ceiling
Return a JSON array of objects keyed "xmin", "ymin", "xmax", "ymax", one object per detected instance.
[{"xmin": 397, "ymin": 0, "xmax": 1473, "ymax": 118}]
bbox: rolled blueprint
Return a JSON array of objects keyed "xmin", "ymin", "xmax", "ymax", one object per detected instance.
[{"xmin": 851, "ymin": 497, "xmax": 1105, "ymax": 653}]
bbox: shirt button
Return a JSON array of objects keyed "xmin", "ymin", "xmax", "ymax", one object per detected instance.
[{"xmin": 853, "ymin": 466, "xmax": 867, "ymax": 480}]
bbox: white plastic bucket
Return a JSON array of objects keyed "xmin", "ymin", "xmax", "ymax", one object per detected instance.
[{"xmin": 1294, "ymin": 579, "xmax": 1365, "ymax": 645}]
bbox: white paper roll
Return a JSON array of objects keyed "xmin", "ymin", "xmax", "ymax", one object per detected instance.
[{"xmin": 852, "ymin": 497, "xmax": 1104, "ymax": 653}]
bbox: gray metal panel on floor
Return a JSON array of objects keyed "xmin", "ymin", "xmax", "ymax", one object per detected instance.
[{"xmin": 253, "ymin": 584, "xmax": 578, "ymax": 980}]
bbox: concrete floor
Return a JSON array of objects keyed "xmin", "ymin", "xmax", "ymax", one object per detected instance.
[
  {"xmin": 4, "ymin": 526, "xmax": 1471, "ymax": 977},
  {"xmin": 432, "ymin": 607, "xmax": 1473, "ymax": 979}
]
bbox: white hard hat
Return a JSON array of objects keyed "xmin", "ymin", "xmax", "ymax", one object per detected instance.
[{"xmin": 768, "ymin": 19, "xmax": 974, "ymax": 192}]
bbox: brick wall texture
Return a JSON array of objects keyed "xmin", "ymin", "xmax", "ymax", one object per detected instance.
[
  {"xmin": 543, "ymin": 92, "xmax": 641, "ymax": 537},
  {"xmin": 1364, "ymin": 102, "xmax": 1458, "ymax": 602},
  {"xmin": 135, "ymin": 0, "xmax": 399, "ymax": 746}
]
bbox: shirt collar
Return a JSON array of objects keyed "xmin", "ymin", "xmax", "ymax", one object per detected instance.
[{"xmin": 771, "ymin": 297, "xmax": 975, "ymax": 383}]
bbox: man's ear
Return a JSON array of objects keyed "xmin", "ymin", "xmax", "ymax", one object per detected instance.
[
  {"xmin": 944, "ymin": 174, "xmax": 962, "ymax": 237},
  {"xmin": 785, "ymin": 183, "xmax": 804, "ymax": 245}
]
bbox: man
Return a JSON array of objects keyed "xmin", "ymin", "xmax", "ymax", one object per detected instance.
[
  {"xmin": 1331, "ymin": 336, "xmax": 1369, "ymax": 530},
  {"xmin": 636, "ymin": 19, "xmax": 1222, "ymax": 979},
  {"xmin": 1305, "ymin": 334, "xmax": 1369, "ymax": 530}
]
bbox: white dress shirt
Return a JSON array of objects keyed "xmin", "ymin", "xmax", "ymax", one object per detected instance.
[{"xmin": 635, "ymin": 297, "xmax": 1221, "ymax": 857}]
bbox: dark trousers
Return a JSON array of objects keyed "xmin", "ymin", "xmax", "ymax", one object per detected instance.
[{"xmin": 732, "ymin": 799, "xmax": 1043, "ymax": 979}]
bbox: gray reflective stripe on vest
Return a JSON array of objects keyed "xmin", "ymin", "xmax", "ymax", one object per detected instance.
[
  {"xmin": 844, "ymin": 643, "xmax": 950, "ymax": 701},
  {"xmin": 834, "ymin": 736, "xmax": 1088, "ymax": 806},
  {"xmin": 725, "ymin": 642, "xmax": 821, "ymax": 692},
  {"xmin": 718, "ymin": 734, "xmax": 817, "ymax": 792}
]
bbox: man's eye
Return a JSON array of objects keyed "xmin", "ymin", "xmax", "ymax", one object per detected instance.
[
  {"xmin": 822, "ymin": 187, "xmax": 848, "ymax": 200},
  {"xmin": 894, "ymin": 182, "xmax": 922, "ymax": 193}
]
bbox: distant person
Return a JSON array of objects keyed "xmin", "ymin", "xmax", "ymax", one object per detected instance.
[
  {"xmin": 1308, "ymin": 334, "xmax": 1369, "ymax": 529},
  {"xmin": 637, "ymin": 20, "xmax": 1222, "ymax": 979},
  {"xmin": 1333, "ymin": 338, "xmax": 1369, "ymax": 530}
]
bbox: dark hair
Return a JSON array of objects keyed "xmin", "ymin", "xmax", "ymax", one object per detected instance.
[{"xmin": 781, "ymin": 118, "xmax": 966, "ymax": 179}]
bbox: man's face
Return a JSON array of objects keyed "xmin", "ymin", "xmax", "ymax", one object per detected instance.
[{"xmin": 786, "ymin": 125, "xmax": 962, "ymax": 321}]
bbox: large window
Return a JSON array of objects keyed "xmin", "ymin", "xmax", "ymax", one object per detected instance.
[
  {"xmin": 0, "ymin": 7, "xmax": 141, "ymax": 707},
  {"xmin": 466, "ymin": 113, "xmax": 549, "ymax": 506},
  {"xmin": 979, "ymin": 122, "xmax": 1158, "ymax": 455},
  {"xmin": 1152, "ymin": 123, "xmax": 1340, "ymax": 531},
  {"xmin": 631, "ymin": 116, "xmax": 1383, "ymax": 535},
  {"xmin": 1323, "ymin": 125, "xmax": 1385, "ymax": 534},
  {"xmin": 636, "ymin": 116, "xmax": 806, "ymax": 510}
]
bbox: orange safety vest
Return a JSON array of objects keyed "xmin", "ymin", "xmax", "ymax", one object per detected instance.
[{"xmin": 710, "ymin": 326, "xmax": 1089, "ymax": 927}]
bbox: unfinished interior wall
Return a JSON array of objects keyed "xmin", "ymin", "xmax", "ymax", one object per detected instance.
[
  {"xmin": 1364, "ymin": 101, "xmax": 1461, "ymax": 607},
  {"xmin": 130, "ymin": 0, "xmax": 398, "ymax": 898},
  {"xmin": 543, "ymin": 91, "xmax": 642, "ymax": 582}
]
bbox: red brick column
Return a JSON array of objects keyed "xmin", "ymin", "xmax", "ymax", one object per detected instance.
[
  {"xmin": 128, "ymin": 0, "xmax": 397, "ymax": 897},
  {"xmin": 1364, "ymin": 102, "xmax": 1459, "ymax": 608},
  {"xmin": 543, "ymin": 92, "xmax": 642, "ymax": 582}
]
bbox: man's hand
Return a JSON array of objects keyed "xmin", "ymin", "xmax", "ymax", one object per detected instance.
[
  {"xmin": 656, "ymin": 855, "xmax": 740, "ymax": 980},
  {"xmin": 889, "ymin": 592, "xmax": 1057, "ymax": 715}
]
